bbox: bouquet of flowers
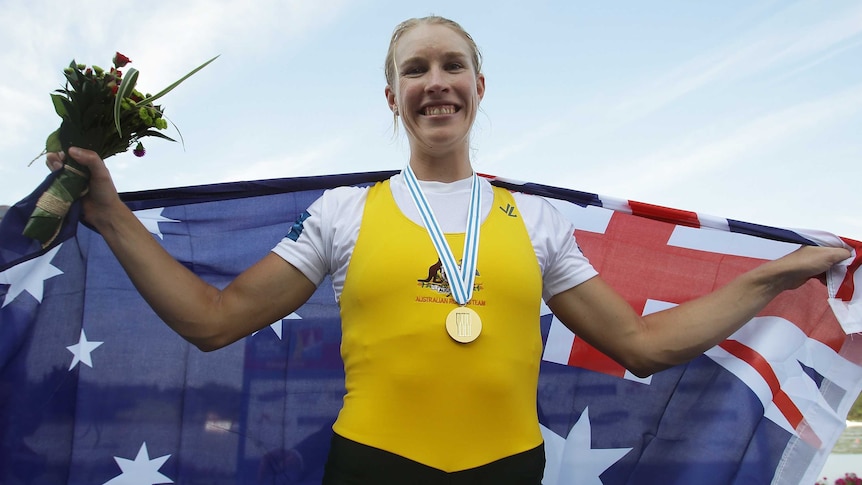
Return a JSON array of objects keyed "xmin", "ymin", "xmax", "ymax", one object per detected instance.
[
  {"xmin": 24, "ymin": 52, "xmax": 217, "ymax": 247},
  {"xmin": 817, "ymin": 473, "xmax": 862, "ymax": 485}
]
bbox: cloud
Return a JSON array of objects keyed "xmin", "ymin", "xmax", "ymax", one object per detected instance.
[
  {"xmin": 596, "ymin": 82, "xmax": 862, "ymax": 196},
  {"xmin": 116, "ymin": 0, "xmax": 354, "ymax": 85},
  {"xmin": 0, "ymin": 0, "xmax": 355, "ymax": 115},
  {"xmin": 214, "ymin": 135, "xmax": 353, "ymax": 183},
  {"xmin": 479, "ymin": 120, "xmax": 563, "ymax": 167},
  {"xmin": 0, "ymin": 86, "xmax": 46, "ymax": 152},
  {"xmin": 607, "ymin": 2, "xmax": 862, "ymax": 125},
  {"xmin": 764, "ymin": 2, "xmax": 862, "ymax": 67},
  {"xmin": 0, "ymin": 0, "xmax": 356, "ymax": 196}
]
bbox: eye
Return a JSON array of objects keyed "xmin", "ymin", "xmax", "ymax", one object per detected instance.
[
  {"xmin": 401, "ymin": 65, "xmax": 426, "ymax": 77},
  {"xmin": 446, "ymin": 62, "xmax": 466, "ymax": 71}
]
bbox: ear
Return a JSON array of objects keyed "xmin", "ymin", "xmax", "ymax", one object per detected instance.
[
  {"xmin": 476, "ymin": 73, "xmax": 486, "ymax": 103},
  {"xmin": 385, "ymin": 85, "xmax": 398, "ymax": 113}
]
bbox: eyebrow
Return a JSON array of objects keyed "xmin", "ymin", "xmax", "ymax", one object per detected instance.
[{"xmin": 400, "ymin": 51, "xmax": 469, "ymax": 66}]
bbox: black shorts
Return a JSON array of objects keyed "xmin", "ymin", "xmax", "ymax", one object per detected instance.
[{"xmin": 322, "ymin": 433, "xmax": 545, "ymax": 484}]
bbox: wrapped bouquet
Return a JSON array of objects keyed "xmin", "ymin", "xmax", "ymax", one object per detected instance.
[{"xmin": 25, "ymin": 52, "xmax": 216, "ymax": 246}]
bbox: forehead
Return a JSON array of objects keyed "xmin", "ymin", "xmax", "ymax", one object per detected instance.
[{"xmin": 393, "ymin": 23, "xmax": 472, "ymax": 62}]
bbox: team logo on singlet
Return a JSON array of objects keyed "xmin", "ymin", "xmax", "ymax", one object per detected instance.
[{"xmin": 417, "ymin": 258, "xmax": 483, "ymax": 296}]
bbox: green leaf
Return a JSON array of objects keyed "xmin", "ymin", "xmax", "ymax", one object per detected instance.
[
  {"xmin": 135, "ymin": 55, "xmax": 219, "ymax": 106},
  {"xmin": 46, "ymin": 129, "xmax": 62, "ymax": 152},
  {"xmin": 138, "ymin": 130, "xmax": 176, "ymax": 142},
  {"xmin": 113, "ymin": 67, "xmax": 139, "ymax": 137},
  {"xmin": 50, "ymin": 94, "xmax": 69, "ymax": 118}
]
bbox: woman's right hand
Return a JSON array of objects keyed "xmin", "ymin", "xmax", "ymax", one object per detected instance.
[{"xmin": 46, "ymin": 147, "xmax": 123, "ymax": 229}]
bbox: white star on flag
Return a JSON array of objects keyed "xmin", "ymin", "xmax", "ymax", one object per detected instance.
[
  {"xmin": 103, "ymin": 442, "xmax": 173, "ymax": 485},
  {"xmin": 66, "ymin": 329, "xmax": 104, "ymax": 370},
  {"xmin": 0, "ymin": 245, "xmax": 63, "ymax": 308},
  {"xmin": 134, "ymin": 208, "xmax": 179, "ymax": 240},
  {"xmin": 253, "ymin": 312, "xmax": 301, "ymax": 339},
  {"xmin": 541, "ymin": 407, "xmax": 632, "ymax": 485}
]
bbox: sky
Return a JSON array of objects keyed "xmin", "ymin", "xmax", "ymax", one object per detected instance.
[{"xmin": 1, "ymin": 0, "xmax": 861, "ymax": 240}]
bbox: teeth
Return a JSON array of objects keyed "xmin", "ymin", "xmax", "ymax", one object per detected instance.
[{"xmin": 424, "ymin": 105, "xmax": 455, "ymax": 115}]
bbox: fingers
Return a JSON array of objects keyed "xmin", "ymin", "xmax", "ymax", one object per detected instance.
[
  {"xmin": 833, "ymin": 246, "xmax": 853, "ymax": 263},
  {"xmin": 806, "ymin": 246, "xmax": 852, "ymax": 287},
  {"xmin": 798, "ymin": 245, "xmax": 851, "ymax": 263},
  {"xmin": 64, "ymin": 147, "xmax": 112, "ymax": 179},
  {"xmin": 45, "ymin": 151, "xmax": 65, "ymax": 172},
  {"xmin": 45, "ymin": 147, "xmax": 105, "ymax": 173},
  {"xmin": 67, "ymin": 147, "xmax": 102, "ymax": 167},
  {"xmin": 769, "ymin": 245, "xmax": 852, "ymax": 292},
  {"xmin": 808, "ymin": 245, "xmax": 852, "ymax": 268}
]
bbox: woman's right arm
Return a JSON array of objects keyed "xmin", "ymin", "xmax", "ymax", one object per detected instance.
[{"xmin": 56, "ymin": 147, "xmax": 317, "ymax": 351}]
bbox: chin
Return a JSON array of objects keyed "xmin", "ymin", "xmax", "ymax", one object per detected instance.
[{"xmin": 418, "ymin": 127, "xmax": 469, "ymax": 144}]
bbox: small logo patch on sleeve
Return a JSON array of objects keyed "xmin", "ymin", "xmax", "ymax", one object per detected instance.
[{"xmin": 286, "ymin": 211, "xmax": 311, "ymax": 241}]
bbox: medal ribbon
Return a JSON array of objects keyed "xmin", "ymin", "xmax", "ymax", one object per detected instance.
[{"xmin": 403, "ymin": 164, "xmax": 481, "ymax": 305}]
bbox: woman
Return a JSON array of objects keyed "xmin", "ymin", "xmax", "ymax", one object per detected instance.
[{"xmin": 49, "ymin": 16, "xmax": 849, "ymax": 485}]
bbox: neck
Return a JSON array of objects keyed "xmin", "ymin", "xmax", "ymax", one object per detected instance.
[{"xmin": 408, "ymin": 143, "xmax": 473, "ymax": 182}]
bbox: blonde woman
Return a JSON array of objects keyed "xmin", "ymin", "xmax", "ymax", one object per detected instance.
[{"xmin": 49, "ymin": 16, "xmax": 849, "ymax": 484}]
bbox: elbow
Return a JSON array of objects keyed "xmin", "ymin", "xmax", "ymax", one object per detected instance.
[
  {"xmin": 186, "ymin": 331, "xmax": 237, "ymax": 352},
  {"xmin": 190, "ymin": 338, "xmax": 225, "ymax": 353},
  {"xmin": 624, "ymin": 363, "xmax": 661, "ymax": 379},
  {"xmin": 618, "ymin": 347, "xmax": 693, "ymax": 378},
  {"xmin": 612, "ymin": 322, "xmax": 689, "ymax": 378},
  {"xmin": 616, "ymin": 351, "xmax": 675, "ymax": 379},
  {"xmin": 620, "ymin": 358, "xmax": 661, "ymax": 379},
  {"xmin": 163, "ymin": 312, "xmax": 237, "ymax": 352},
  {"xmin": 176, "ymin": 326, "xmax": 234, "ymax": 352}
]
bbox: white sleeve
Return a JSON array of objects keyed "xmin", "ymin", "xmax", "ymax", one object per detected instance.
[
  {"xmin": 512, "ymin": 192, "xmax": 598, "ymax": 302},
  {"xmin": 271, "ymin": 186, "xmax": 367, "ymax": 289}
]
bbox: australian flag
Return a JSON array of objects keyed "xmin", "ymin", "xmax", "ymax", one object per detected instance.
[{"xmin": 1, "ymin": 169, "xmax": 860, "ymax": 485}]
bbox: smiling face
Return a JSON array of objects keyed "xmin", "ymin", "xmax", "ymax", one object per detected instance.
[{"xmin": 385, "ymin": 22, "xmax": 485, "ymax": 164}]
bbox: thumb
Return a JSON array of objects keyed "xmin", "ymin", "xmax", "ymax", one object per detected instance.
[{"xmin": 67, "ymin": 147, "xmax": 106, "ymax": 174}]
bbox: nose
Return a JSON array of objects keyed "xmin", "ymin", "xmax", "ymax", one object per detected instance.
[{"xmin": 425, "ymin": 66, "xmax": 450, "ymax": 94}]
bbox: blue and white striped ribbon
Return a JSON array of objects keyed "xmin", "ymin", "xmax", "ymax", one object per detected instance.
[{"xmin": 403, "ymin": 164, "xmax": 481, "ymax": 305}]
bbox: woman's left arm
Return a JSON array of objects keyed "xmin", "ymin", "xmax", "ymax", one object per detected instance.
[{"xmin": 546, "ymin": 245, "xmax": 851, "ymax": 378}]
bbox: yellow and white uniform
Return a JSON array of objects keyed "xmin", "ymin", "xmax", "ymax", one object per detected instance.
[{"xmin": 272, "ymin": 173, "xmax": 597, "ymax": 471}]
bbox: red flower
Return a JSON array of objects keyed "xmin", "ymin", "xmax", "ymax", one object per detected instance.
[
  {"xmin": 133, "ymin": 142, "xmax": 146, "ymax": 157},
  {"xmin": 113, "ymin": 52, "xmax": 132, "ymax": 68}
]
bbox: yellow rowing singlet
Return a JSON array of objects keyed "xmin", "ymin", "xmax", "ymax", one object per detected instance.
[{"xmin": 333, "ymin": 179, "xmax": 544, "ymax": 471}]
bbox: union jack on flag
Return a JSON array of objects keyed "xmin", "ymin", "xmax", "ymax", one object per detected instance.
[{"xmin": 1, "ymin": 170, "xmax": 860, "ymax": 484}]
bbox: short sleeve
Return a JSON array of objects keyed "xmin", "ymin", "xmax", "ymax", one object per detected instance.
[
  {"xmin": 272, "ymin": 186, "xmax": 368, "ymax": 289},
  {"xmin": 512, "ymin": 192, "xmax": 598, "ymax": 301}
]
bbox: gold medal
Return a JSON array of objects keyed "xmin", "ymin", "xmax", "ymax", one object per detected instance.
[{"xmin": 446, "ymin": 307, "xmax": 482, "ymax": 343}]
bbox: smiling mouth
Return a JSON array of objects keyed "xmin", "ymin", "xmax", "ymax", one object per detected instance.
[{"xmin": 422, "ymin": 105, "xmax": 458, "ymax": 116}]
